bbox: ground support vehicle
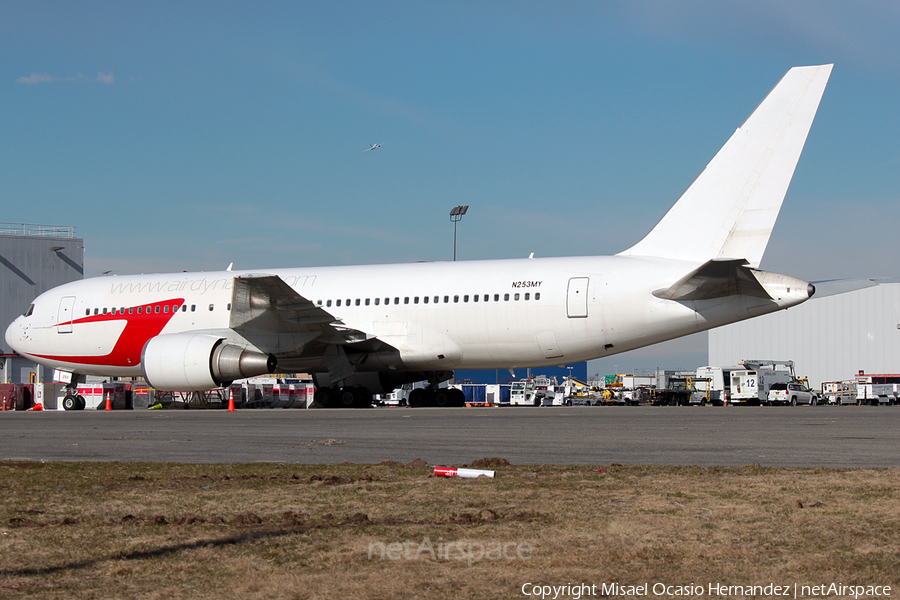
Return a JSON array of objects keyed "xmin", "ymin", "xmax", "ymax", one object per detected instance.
[
  {"xmin": 376, "ymin": 387, "xmax": 409, "ymax": 407},
  {"xmin": 693, "ymin": 366, "xmax": 743, "ymax": 405},
  {"xmin": 653, "ymin": 370, "xmax": 702, "ymax": 406},
  {"xmin": 729, "ymin": 368, "xmax": 793, "ymax": 405},
  {"xmin": 854, "ymin": 374, "xmax": 900, "ymax": 405},
  {"xmin": 557, "ymin": 376, "xmax": 597, "ymax": 405},
  {"xmin": 822, "ymin": 380, "xmax": 858, "ymax": 405},
  {"xmin": 766, "ymin": 382, "xmax": 818, "ymax": 405},
  {"xmin": 510, "ymin": 379, "xmax": 541, "ymax": 406}
]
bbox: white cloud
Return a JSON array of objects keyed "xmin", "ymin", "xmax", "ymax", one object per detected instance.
[
  {"xmin": 16, "ymin": 71, "xmax": 115, "ymax": 84},
  {"xmin": 17, "ymin": 72, "xmax": 58, "ymax": 84}
]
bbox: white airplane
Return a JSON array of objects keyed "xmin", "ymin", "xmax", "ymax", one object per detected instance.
[
  {"xmin": 365, "ymin": 143, "xmax": 382, "ymax": 152},
  {"xmin": 6, "ymin": 65, "xmax": 832, "ymax": 408}
]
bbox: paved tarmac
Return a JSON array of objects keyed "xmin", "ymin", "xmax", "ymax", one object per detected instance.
[{"xmin": 1, "ymin": 406, "xmax": 898, "ymax": 468}]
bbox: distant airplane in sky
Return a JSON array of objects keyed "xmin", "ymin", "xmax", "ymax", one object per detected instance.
[
  {"xmin": 6, "ymin": 65, "xmax": 832, "ymax": 409},
  {"xmin": 364, "ymin": 143, "xmax": 382, "ymax": 152}
]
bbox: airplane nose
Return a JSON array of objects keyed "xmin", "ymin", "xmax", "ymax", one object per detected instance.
[{"xmin": 5, "ymin": 318, "xmax": 23, "ymax": 354}]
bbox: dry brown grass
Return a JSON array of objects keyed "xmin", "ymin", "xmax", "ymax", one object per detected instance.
[{"xmin": 1, "ymin": 460, "xmax": 898, "ymax": 599}]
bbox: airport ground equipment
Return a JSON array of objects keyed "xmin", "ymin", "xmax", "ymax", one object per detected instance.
[
  {"xmin": 653, "ymin": 370, "xmax": 691, "ymax": 406},
  {"xmin": 509, "ymin": 379, "xmax": 535, "ymax": 406},
  {"xmin": 853, "ymin": 373, "xmax": 899, "ymax": 405},
  {"xmin": 766, "ymin": 381, "xmax": 818, "ymax": 405},
  {"xmin": 692, "ymin": 366, "xmax": 746, "ymax": 405},
  {"xmin": 728, "ymin": 360, "xmax": 797, "ymax": 405}
]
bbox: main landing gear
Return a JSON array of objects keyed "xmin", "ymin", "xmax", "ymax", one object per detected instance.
[
  {"xmin": 313, "ymin": 386, "xmax": 373, "ymax": 409},
  {"xmin": 313, "ymin": 386, "xmax": 466, "ymax": 408},
  {"xmin": 407, "ymin": 387, "xmax": 466, "ymax": 408}
]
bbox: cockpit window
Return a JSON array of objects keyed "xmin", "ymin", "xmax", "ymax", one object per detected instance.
[{"xmin": 23, "ymin": 304, "xmax": 34, "ymax": 317}]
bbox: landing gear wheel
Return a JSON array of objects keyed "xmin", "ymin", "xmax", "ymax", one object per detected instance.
[
  {"xmin": 314, "ymin": 388, "xmax": 335, "ymax": 408},
  {"xmin": 450, "ymin": 388, "xmax": 466, "ymax": 407},
  {"xmin": 433, "ymin": 389, "xmax": 452, "ymax": 407},
  {"xmin": 75, "ymin": 395, "xmax": 86, "ymax": 410},
  {"xmin": 408, "ymin": 388, "xmax": 427, "ymax": 408},
  {"xmin": 355, "ymin": 387, "xmax": 373, "ymax": 409},
  {"xmin": 62, "ymin": 395, "xmax": 77, "ymax": 411},
  {"xmin": 336, "ymin": 388, "xmax": 360, "ymax": 408}
]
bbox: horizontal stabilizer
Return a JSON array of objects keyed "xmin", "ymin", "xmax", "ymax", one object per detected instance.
[
  {"xmin": 809, "ymin": 277, "xmax": 888, "ymax": 299},
  {"xmin": 653, "ymin": 259, "xmax": 771, "ymax": 301}
]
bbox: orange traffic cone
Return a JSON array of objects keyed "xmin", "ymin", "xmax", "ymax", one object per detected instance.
[
  {"xmin": 227, "ymin": 388, "xmax": 235, "ymax": 412},
  {"xmin": 26, "ymin": 403, "xmax": 43, "ymax": 411},
  {"xmin": 105, "ymin": 394, "xmax": 112, "ymax": 411}
]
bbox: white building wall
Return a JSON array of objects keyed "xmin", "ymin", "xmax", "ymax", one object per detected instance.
[{"xmin": 709, "ymin": 281, "xmax": 900, "ymax": 390}]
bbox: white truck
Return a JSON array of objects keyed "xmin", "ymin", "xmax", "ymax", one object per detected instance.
[
  {"xmin": 854, "ymin": 374, "xmax": 900, "ymax": 405},
  {"xmin": 510, "ymin": 378, "xmax": 559, "ymax": 406},
  {"xmin": 377, "ymin": 387, "xmax": 410, "ymax": 406},
  {"xmin": 728, "ymin": 360, "xmax": 799, "ymax": 405},
  {"xmin": 693, "ymin": 366, "xmax": 743, "ymax": 405},
  {"xmin": 729, "ymin": 368, "xmax": 794, "ymax": 405}
]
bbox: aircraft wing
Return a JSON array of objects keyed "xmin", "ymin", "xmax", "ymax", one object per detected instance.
[{"xmin": 229, "ymin": 274, "xmax": 376, "ymax": 346}]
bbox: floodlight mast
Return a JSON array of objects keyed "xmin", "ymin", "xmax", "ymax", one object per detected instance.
[{"xmin": 449, "ymin": 205, "xmax": 468, "ymax": 261}]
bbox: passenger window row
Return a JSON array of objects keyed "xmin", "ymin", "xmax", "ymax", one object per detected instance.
[
  {"xmin": 84, "ymin": 303, "xmax": 233, "ymax": 316},
  {"xmin": 316, "ymin": 292, "xmax": 541, "ymax": 308},
  {"xmin": 82, "ymin": 291, "xmax": 539, "ymax": 316}
]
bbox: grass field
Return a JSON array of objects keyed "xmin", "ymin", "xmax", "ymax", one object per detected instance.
[{"xmin": 1, "ymin": 459, "xmax": 898, "ymax": 599}]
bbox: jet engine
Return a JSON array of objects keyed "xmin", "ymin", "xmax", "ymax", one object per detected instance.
[{"xmin": 141, "ymin": 333, "xmax": 276, "ymax": 391}]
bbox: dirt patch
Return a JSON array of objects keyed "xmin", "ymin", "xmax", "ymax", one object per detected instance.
[
  {"xmin": 0, "ymin": 462, "xmax": 897, "ymax": 599},
  {"xmin": 469, "ymin": 457, "xmax": 511, "ymax": 468}
]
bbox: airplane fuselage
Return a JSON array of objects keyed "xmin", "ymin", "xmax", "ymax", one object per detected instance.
[{"xmin": 6, "ymin": 254, "xmax": 810, "ymax": 381}]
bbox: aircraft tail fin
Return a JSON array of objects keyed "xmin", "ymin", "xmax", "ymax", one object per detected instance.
[{"xmin": 618, "ymin": 64, "xmax": 832, "ymax": 268}]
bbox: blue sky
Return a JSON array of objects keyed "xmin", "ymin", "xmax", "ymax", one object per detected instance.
[{"xmin": 4, "ymin": 1, "xmax": 899, "ymax": 375}]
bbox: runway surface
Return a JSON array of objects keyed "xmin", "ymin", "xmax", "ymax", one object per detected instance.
[{"xmin": 1, "ymin": 406, "xmax": 898, "ymax": 468}]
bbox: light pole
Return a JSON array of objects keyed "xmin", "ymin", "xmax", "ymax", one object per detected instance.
[{"xmin": 449, "ymin": 205, "xmax": 468, "ymax": 261}]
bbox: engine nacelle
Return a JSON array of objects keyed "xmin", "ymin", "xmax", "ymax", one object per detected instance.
[{"xmin": 141, "ymin": 333, "xmax": 276, "ymax": 391}]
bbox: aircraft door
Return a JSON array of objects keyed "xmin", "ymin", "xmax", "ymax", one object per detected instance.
[
  {"xmin": 57, "ymin": 296, "xmax": 76, "ymax": 334},
  {"xmin": 566, "ymin": 277, "xmax": 589, "ymax": 318}
]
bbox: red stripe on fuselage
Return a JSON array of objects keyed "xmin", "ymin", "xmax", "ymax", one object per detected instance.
[{"xmin": 36, "ymin": 298, "xmax": 185, "ymax": 367}]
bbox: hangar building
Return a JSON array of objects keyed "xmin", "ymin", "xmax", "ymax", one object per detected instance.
[
  {"xmin": 708, "ymin": 279, "xmax": 900, "ymax": 389},
  {"xmin": 1, "ymin": 224, "xmax": 84, "ymax": 384}
]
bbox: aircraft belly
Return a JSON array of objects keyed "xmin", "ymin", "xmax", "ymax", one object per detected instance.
[{"xmin": 372, "ymin": 321, "xmax": 463, "ymax": 368}]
